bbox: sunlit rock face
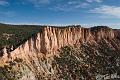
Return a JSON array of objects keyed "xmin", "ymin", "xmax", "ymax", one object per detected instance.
[
  {"xmin": 0, "ymin": 26, "xmax": 116, "ymax": 64},
  {"xmin": 0, "ymin": 26, "xmax": 119, "ymax": 80}
]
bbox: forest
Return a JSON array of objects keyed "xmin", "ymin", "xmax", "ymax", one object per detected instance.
[{"xmin": 0, "ymin": 23, "xmax": 42, "ymax": 50}]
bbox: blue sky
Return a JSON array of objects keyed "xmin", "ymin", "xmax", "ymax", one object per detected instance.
[{"xmin": 0, "ymin": 0, "xmax": 120, "ymax": 28}]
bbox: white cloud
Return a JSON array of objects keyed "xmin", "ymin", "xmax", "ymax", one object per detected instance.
[
  {"xmin": 25, "ymin": 0, "xmax": 102, "ymax": 11},
  {"xmin": 27, "ymin": 0, "xmax": 51, "ymax": 7},
  {"xmin": 67, "ymin": 1, "xmax": 78, "ymax": 5},
  {"xmin": 75, "ymin": 3, "xmax": 89, "ymax": 8},
  {"xmin": 50, "ymin": 1, "xmax": 89, "ymax": 11},
  {"xmin": 0, "ymin": 0, "xmax": 9, "ymax": 6},
  {"xmin": 50, "ymin": 0, "xmax": 104, "ymax": 11},
  {"xmin": 90, "ymin": 5, "xmax": 120, "ymax": 18},
  {"xmin": 86, "ymin": 0, "xmax": 102, "ymax": 3}
]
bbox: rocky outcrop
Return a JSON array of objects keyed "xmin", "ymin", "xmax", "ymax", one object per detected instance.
[
  {"xmin": 0, "ymin": 25, "xmax": 119, "ymax": 80},
  {"xmin": 0, "ymin": 26, "xmax": 116, "ymax": 64}
]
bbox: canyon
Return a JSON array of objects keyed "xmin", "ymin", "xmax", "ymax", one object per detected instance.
[{"xmin": 0, "ymin": 25, "xmax": 120, "ymax": 80}]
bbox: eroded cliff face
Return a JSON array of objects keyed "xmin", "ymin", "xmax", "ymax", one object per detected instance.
[
  {"xmin": 0, "ymin": 26, "xmax": 118, "ymax": 80},
  {"xmin": 0, "ymin": 26, "xmax": 115, "ymax": 63}
]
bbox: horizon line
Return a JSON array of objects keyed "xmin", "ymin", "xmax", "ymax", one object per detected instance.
[{"xmin": 0, "ymin": 22, "xmax": 120, "ymax": 29}]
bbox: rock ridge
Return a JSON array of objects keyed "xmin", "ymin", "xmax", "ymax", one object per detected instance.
[{"xmin": 0, "ymin": 26, "xmax": 116, "ymax": 64}]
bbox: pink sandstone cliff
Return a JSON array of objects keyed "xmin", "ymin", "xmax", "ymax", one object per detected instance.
[{"xmin": 0, "ymin": 26, "xmax": 115, "ymax": 64}]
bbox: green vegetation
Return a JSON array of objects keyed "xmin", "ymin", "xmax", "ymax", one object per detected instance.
[
  {"xmin": 53, "ymin": 46, "xmax": 96, "ymax": 80},
  {"xmin": 0, "ymin": 23, "xmax": 42, "ymax": 49},
  {"xmin": 0, "ymin": 58, "xmax": 24, "ymax": 80},
  {"xmin": 53, "ymin": 39, "xmax": 120, "ymax": 80}
]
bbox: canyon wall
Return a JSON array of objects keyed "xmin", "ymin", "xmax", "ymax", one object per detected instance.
[
  {"xmin": 0, "ymin": 26, "xmax": 115, "ymax": 64},
  {"xmin": 0, "ymin": 26, "xmax": 119, "ymax": 80}
]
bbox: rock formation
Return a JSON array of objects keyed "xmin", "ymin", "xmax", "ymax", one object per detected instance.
[
  {"xmin": 0, "ymin": 26, "xmax": 115, "ymax": 63},
  {"xmin": 0, "ymin": 25, "xmax": 120, "ymax": 80}
]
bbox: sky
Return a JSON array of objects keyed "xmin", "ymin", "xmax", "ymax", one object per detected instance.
[{"xmin": 0, "ymin": 0, "xmax": 120, "ymax": 29}]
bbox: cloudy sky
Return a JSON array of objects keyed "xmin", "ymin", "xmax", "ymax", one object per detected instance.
[{"xmin": 0, "ymin": 0, "xmax": 120, "ymax": 28}]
